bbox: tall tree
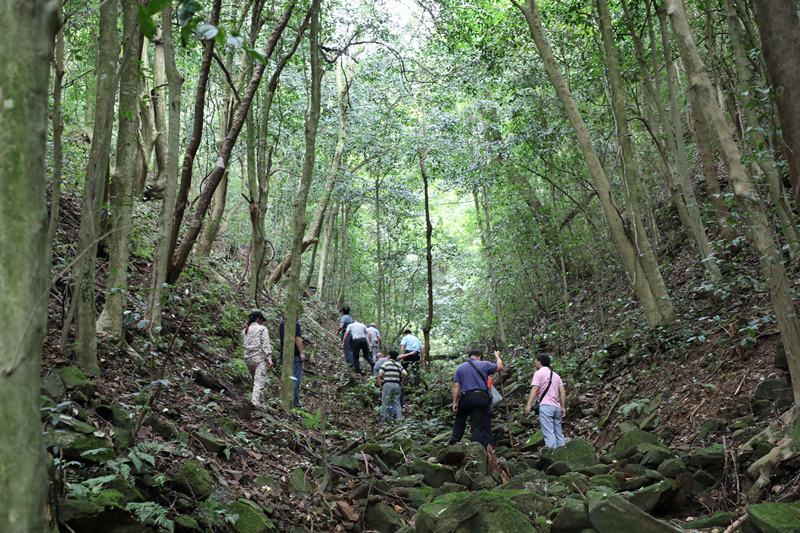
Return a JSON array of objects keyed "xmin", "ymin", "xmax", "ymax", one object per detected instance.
[
  {"xmin": 167, "ymin": 2, "xmax": 297, "ymax": 284},
  {"xmin": 96, "ymin": 0, "xmax": 144, "ymax": 338},
  {"xmin": 281, "ymin": 0, "xmax": 322, "ymax": 412},
  {"xmin": 751, "ymin": 0, "xmax": 800, "ymax": 206},
  {"xmin": 0, "ymin": 1, "xmax": 60, "ymax": 530},
  {"xmin": 64, "ymin": 0, "xmax": 120, "ymax": 374},
  {"xmin": 667, "ymin": 0, "xmax": 800, "ymax": 408},
  {"xmin": 513, "ymin": 0, "xmax": 676, "ymax": 326},
  {"xmin": 145, "ymin": 4, "xmax": 184, "ymax": 334}
]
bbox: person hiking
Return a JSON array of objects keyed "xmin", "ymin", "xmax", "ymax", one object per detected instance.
[
  {"xmin": 242, "ymin": 310, "xmax": 274, "ymax": 408},
  {"xmin": 367, "ymin": 322, "xmax": 381, "ymax": 364},
  {"xmin": 337, "ymin": 306, "xmax": 354, "ymax": 368},
  {"xmin": 279, "ymin": 307, "xmax": 305, "ymax": 408},
  {"xmin": 524, "ymin": 353, "xmax": 566, "ymax": 448},
  {"xmin": 342, "ymin": 318, "xmax": 372, "ymax": 375},
  {"xmin": 448, "ymin": 349, "xmax": 503, "ymax": 449},
  {"xmin": 378, "ymin": 350, "xmax": 407, "ymax": 424}
]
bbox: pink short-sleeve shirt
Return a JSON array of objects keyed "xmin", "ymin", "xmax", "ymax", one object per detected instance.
[{"xmin": 531, "ymin": 367, "xmax": 563, "ymax": 407}]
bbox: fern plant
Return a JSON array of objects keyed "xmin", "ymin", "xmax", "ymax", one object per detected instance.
[{"xmin": 126, "ymin": 502, "xmax": 174, "ymax": 532}]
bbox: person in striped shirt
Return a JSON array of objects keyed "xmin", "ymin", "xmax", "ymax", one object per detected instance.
[{"xmin": 378, "ymin": 350, "xmax": 408, "ymax": 424}]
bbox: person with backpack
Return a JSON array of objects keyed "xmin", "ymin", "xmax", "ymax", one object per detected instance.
[
  {"xmin": 524, "ymin": 353, "xmax": 566, "ymax": 448},
  {"xmin": 242, "ymin": 310, "xmax": 274, "ymax": 408},
  {"xmin": 448, "ymin": 349, "xmax": 503, "ymax": 448},
  {"xmin": 378, "ymin": 350, "xmax": 407, "ymax": 424},
  {"xmin": 337, "ymin": 306, "xmax": 354, "ymax": 368}
]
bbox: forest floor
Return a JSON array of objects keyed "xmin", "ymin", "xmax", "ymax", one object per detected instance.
[{"xmin": 44, "ymin": 191, "xmax": 798, "ymax": 530}]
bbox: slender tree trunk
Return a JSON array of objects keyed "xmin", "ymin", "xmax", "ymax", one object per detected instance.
[
  {"xmin": 168, "ymin": 0, "xmax": 221, "ymax": 262},
  {"xmin": 249, "ymin": 9, "xmax": 309, "ymax": 305},
  {"xmin": 317, "ymin": 200, "xmax": 337, "ymax": 299},
  {"xmin": 651, "ymin": 1, "xmax": 724, "ymax": 281},
  {"xmin": 65, "ymin": 0, "xmax": 120, "ymax": 373},
  {"xmin": 0, "ymin": 1, "xmax": 60, "ymax": 531},
  {"xmin": 96, "ymin": 0, "xmax": 144, "ymax": 339},
  {"xmin": 168, "ymin": 4, "xmax": 296, "ymax": 284},
  {"xmin": 515, "ymin": 0, "xmax": 675, "ymax": 326},
  {"xmin": 726, "ymin": 0, "xmax": 800, "ymax": 257},
  {"xmin": 48, "ymin": 26, "xmax": 64, "ymax": 265},
  {"xmin": 281, "ymin": 0, "xmax": 321, "ymax": 412},
  {"xmin": 375, "ymin": 178, "xmax": 383, "ymax": 331},
  {"xmin": 336, "ymin": 206, "xmax": 349, "ymax": 308},
  {"xmin": 269, "ymin": 51, "xmax": 360, "ymax": 285},
  {"xmin": 689, "ymin": 89, "xmax": 740, "ymax": 253},
  {"xmin": 668, "ymin": 0, "xmax": 800, "ymax": 405},
  {"xmin": 145, "ymin": 4, "xmax": 184, "ymax": 334},
  {"xmin": 751, "ymin": 0, "xmax": 800, "ymax": 206}
]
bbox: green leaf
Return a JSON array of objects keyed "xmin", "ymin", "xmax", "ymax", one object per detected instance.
[
  {"xmin": 178, "ymin": 1, "xmax": 202, "ymax": 26},
  {"xmin": 145, "ymin": 0, "xmax": 171, "ymax": 16},
  {"xmin": 138, "ymin": 7, "xmax": 158, "ymax": 40},
  {"xmin": 196, "ymin": 23, "xmax": 218, "ymax": 41}
]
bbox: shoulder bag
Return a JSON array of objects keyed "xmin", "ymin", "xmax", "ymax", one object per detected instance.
[
  {"xmin": 532, "ymin": 369, "xmax": 553, "ymax": 415},
  {"xmin": 466, "ymin": 359, "xmax": 504, "ymax": 408}
]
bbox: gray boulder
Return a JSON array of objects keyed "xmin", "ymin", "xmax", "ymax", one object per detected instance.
[
  {"xmin": 410, "ymin": 458, "xmax": 456, "ymax": 488},
  {"xmin": 415, "ymin": 491, "xmax": 536, "ymax": 533},
  {"xmin": 615, "ymin": 430, "xmax": 658, "ymax": 460},
  {"xmin": 745, "ymin": 502, "xmax": 800, "ymax": 533},
  {"xmin": 365, "ymin": 502, "xmax": 406, "ymax": 533},
  {"xmin": 588, "ymin": 493, "xmax": 686, "ymax": 533}
]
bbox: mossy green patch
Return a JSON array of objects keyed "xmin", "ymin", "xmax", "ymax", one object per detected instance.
[
  {"xmin": 91, "ymin": 489, "xmax": 128, "ymax": 509},
  {"xmin": 229, "ymin": 499, "xmax": 276, "ymax": 533}
]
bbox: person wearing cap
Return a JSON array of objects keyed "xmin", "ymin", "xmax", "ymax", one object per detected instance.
[
  {"xmin": 242, "ymin": 310, "xmax": 273, "ymax": 407},
  {"xmin": 279, "ymin": 306, "xmax": 305, "ymax": 408},
  {"xmin": 448, "ymin": 349, "xmax": 503, "ymax": 448},
  {"xmin": 366, "ymin": 322, "xmax": 381, "ymax": 364}
]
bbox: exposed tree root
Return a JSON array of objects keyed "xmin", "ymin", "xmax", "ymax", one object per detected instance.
[{"xmin": 744, "ymin": 406, "xmax": 800, "ymax": 502}]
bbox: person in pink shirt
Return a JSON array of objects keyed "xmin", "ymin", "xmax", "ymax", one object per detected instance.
[{"xmin": 524, "ymin": 353, "xmax": 566, "ymax": 448}]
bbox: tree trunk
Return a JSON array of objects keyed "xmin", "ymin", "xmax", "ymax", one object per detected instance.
[
  {"xmin": 96, "ymin": 0, "xmax": 144, "ymax": 339},
  {"xmin": 145, "ymin": 4, "xmax": 184, "ymax": 334},
  {"xmin": 751, "ymin": 0, "xmax": 800, "ymax": 206},
  {"xmin": 269, "ymin": 51, "xmax": 360, "ymax": 285},
  {"xmin": 168, "ymin": 3, "xmax": 296, "ymax": 284},
  {"xmin": 281, "ymin": 0, "xmax": 321, "ymax": 413},
  {"xmin": 48, "ymin": 26, "xmax": 64, "ymax": 265},
  {"xmin": 317, "ymin": 200, "xmax": 338, "ymax": 299},
  {"xmin": 667, "ymin": 0, "xmax": 800, "ymax": 405},
  {"xmin": 0, "ymin": 1, "xmax": 60, "ymax": 530},
  {"xmin": 515, "ymin": 0, "xmax": 675, "ymax": 326},
  {"xmin": 65, "ymin": 0, "xmax": 120, "ymax": 374},
  {"xmin": 375, "ymin": 178, "xmax": 383, "ymax": 330},
  {"xmin": 336, "ymin": 206, "xmax": 349, "ymax": 308},
  {"xmin": 168, "ymin": 0, "xmax": 221, "ymax": 263},
  {"xmin": 726, "ymin": 0, "xmax": 800, "ymax": 258}
]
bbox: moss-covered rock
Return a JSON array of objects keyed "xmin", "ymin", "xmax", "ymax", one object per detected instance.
[
  {"xmin": 105, "ymin": 476, "xmax": 145, "ymax": 503},
  {"xmin": 91, "ymin": 489, "xmax": 128, "ymax": 509},
  {"xmin": 745, "ymin": 502, "xmax": 800, "ymax": 533},
  {"xmin": 543, "ymin": 438, "xmax": 598, "ymax": 471},
  {"xmin": 329, "ymin": 454, "xmax": 360, "ymax": 474},
  {"xmin": 520, "ymin": 430, "xmax": 545, "ymax": 452},
  {"xmin": 57, "ymin": 498, "xmax": 103, "ymax": 521},
  {"xmin": 494, "ymin": 469, "xmax": 549, "ymax": 492},
  {"xmin": 410, "ymin": 458, "xmax": 455, "ymax": 489},
  {"xmin": 657, "ymin": 458, "xmax": 687, "ymax": 479},
  {"xmin": 175, "ymin": 515, "xmax": 203, "ymax": 533},
  {"xmin": 591, "ymin": 474, "xmax": 621, "ymax": 490},
  {"xmin": 416, "ymin": 491, "xmax": 537, "ymax": 533},
  {"xmin": 229, "ymin": 498, "xmax": 276, "ymax": 533},
  {"xmin": 406, "ymin": 485, "xmax": 434, "ymax": 507},
  {"xmin": 172, "ymin": 460, "xmax": 214, "ymax": 499},
  {"xmin": 615, "ymin": 430, "xmax": 657, "ymax": 460},
  {"xmin": 689, "ymin": 443, "xmax": 724, "ymax": 471},
  {"xmin": 496, "ymin": 490, "xmax": 553, "ymax": 516},
  {"xmin": 365, "ymin": 502, "xmax": 406, "ymax": 533},
  {"xmin": 45, "ymin": 430, "xmax": 115, "ymax": 463},
  {"xmin": 588, "ymin": 493, "xmax": 685, "ymax": 533},
  {"xmin": 682, "ymin": 511, "xmax": 735, "ymax": 529},
  {"xmin": 42, "ymin": 367, "xmax": 97, "ymax": 402},
  {"xmin": 552, "ymin": 497, "xmax": 592, "ymax": 533},
  {"xmin": 626, "ymin": 479, "xmax": 676, "ymax": 513}
]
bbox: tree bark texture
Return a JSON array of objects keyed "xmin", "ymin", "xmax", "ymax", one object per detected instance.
[
  {"xmin": 667, "ymin": 0, "xmax": 800, "ymax": 406},
  {"xmin": 0, "ymin": 1, "xmax": 60, "ymax": 530}
]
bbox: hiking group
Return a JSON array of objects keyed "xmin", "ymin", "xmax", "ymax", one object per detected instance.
[{"xmin": 241, "ymin": 305, "xmax": 567, "ymax": 451}]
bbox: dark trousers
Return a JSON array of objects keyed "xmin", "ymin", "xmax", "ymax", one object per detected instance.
[
  {"xmin": 472, "ymin": 404, "xmax": 494, "ymax": 448},
  {"xmin": 352, "ymin": 338, "xmax": 371, "ymax": 374},
  {"xmin": 343, "ymin": 334, "xmax": 353, "ymax": 366},
  {"xmin": 449, "ymin": 391, "xmax": 490, "ymax": 448}
]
